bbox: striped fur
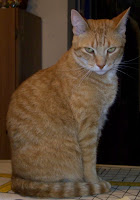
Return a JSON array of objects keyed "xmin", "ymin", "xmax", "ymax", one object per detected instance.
[
  {"xmin": 12, "ymin": 176, "xmax": 111, "ymax": 198},
  {"xmin": 7, "ymin": 9, "xmax": 129, "ymax": 198}
]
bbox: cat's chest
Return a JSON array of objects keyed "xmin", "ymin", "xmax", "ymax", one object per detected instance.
[
  {"xmin": 102, "ymin": 83, "xmax": 117, "ymax": 107},
  {"xmin": 71, "ymin": 79, "xmax": 117, "ymax": 121},
  {"xmin": 90, "ymin": 78, "xmax": 118, "ymax": 107}
]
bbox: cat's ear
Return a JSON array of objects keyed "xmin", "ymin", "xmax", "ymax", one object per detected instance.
[
  {"xmin": 113, "ymin": 7, "xmax": 130, "ymax": 34},
  {"xmin": 71, "ymin": 9, "xmax": 89, "ymax": 35}
]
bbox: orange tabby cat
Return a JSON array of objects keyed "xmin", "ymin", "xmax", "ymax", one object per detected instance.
[{"xmin": 7, "ymin": 8, "xmax": 130, "ymax": 198}]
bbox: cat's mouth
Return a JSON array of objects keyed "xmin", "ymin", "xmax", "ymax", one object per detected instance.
[
  {"xmin": 91, "ymin": 64, "xmax": 116, "ymax": 76},
  {"xmin": 90, "ymin": 64, "xmax": 111, "ymax": 75},
  {"xmin": 84, "ymin": 66, "xmax": 110, "ymax": 75}
]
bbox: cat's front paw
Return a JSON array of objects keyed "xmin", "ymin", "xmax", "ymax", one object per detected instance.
[
  {"xmin": 95, "ymin": 176, "xmax": 111, "ymax": 192},
  {"xmin": 98, "ymin": 179, "xmax": 111, "ymax": 193}
]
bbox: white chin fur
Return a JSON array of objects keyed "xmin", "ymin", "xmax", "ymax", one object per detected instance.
[
  {"xmin": 95, "ymin": 70, "xmax": 107, "ymax": 75},
  {"xmin": 93, "ymin": 67, "xmax": 117, "ymax": 77}
]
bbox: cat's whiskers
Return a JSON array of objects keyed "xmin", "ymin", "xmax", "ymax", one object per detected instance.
[
  {"xmin": 69, "ymin": 67, "xmax": 87, "ymax": 80},
  {"xmin": 121, "ymin": 55, "xmax": 140, "ymax": 63},
  {"xmin": 119, "ymin": 62, "xmax": 138, "ymax": 65},
  {"xmin": 114, "ymin": 57, "xmax": 139, "ymax": 66},
  {"xmin": 72, "ymin": 69, "xmax": 92, "ymax": 94},
  {"xmin": 116, "ymin": 68, "xmax": 136, "ymax": 80},
  {"xmin": 76, "ymin": 69, "xmax": 92, "ymax": 89},
  {"xmin": 75, "ymin": 67, "xmax": 87, "ymax": 77},
  {"xmin": 119, "ymin": 65, "xmax": 139, "ymax": 70},
  {"xmin": 114, "ymin": 64, "xmax": 139, "ymax": 70}
]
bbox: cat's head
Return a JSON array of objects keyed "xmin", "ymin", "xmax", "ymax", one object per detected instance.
[{"xmin": 71, "ymin": 8, "xmax": 130, "ymax": 75}]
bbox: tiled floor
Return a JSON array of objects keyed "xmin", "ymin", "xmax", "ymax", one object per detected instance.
[{"xmin": 0, "ymin": 161, "xmax": 140, "ymax": 200}]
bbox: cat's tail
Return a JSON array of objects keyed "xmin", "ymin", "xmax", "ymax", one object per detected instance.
[{"xmin": 12, "ymin": 176, "xmax": 111, "ymax": 198}]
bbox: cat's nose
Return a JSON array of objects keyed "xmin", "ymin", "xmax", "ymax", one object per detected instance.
[{"xmin": 97, "ymin": 64, "xmax": 105, "ymax": 69}]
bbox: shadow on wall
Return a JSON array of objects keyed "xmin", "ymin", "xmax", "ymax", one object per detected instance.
[{"xmin": 27, "ymin": 0, "xmax": 38, "ymax": 15}]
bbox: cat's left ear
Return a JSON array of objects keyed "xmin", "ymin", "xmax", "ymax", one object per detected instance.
[
  {"xmin": 71, "ymin": 9, "xmax": 89, "ymax": 35},
  {"xmin": 113, "ymin": 7, "xmax": 130, "ymax": 34}
]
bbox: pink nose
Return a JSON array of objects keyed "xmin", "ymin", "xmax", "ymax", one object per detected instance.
[{"xmin": 97, "ymin": 64, "xmax": 105, "ymax": 69}]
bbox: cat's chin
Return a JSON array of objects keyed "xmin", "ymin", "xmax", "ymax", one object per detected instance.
[
  {"xmin": 94, "ymin": 68, "xmax": 117, "ymax": 77},
  {"xmin": 95, "ymin": 70, "xmax": 107, "ymax": 75},
  {"xmin": 93, "ymin": 68, "xmax": 111, "ymax": 75}
]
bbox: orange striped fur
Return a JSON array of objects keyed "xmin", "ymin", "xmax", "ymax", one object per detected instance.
[{"xmin": 7, "ymin": 8, "xmax": 130, "ymax": 198}]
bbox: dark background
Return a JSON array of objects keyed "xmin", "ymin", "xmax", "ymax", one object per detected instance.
[{"xmin": 68, "ymin": 0, "xmax": 140, "ymax": 166}]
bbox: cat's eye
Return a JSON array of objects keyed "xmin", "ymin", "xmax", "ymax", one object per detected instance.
[
  {"xmin": 85, "ymin": 47, "xmax": 94, "ymax": 53},
  {"xmin": 107, "ymin": 47, "xmax": 116, "ymax": 53}
]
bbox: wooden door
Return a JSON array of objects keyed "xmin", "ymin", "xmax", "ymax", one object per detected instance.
[
  {"xmin": 0, "ymin": 9, "xmax": 16, "ymax": 159},
  {"xmin": 16, "ymin": 9, "xmax": 42, "ymax": 86}
]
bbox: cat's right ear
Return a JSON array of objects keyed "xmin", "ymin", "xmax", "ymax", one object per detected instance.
[
  {"xmin": 113, "ymin": 8, "xmax": 130, "ymax": 35},
  {"xmin": 71, "ymin": 9, "xmax": 89, "ymax": 35}
]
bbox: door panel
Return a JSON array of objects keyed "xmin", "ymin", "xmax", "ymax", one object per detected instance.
[{"xmin": 0, "ymin": 9, "xmax": 16, "ymax": 159}]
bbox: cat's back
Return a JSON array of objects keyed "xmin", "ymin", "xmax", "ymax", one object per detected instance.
[
  {"xmin": 9, "ymin": 50, "xmax": 70, "ymax": 108},
  {"xmin": 12, "ymin": 66, "xmax": 55, "ymax": 99},
  {"xmin": 8, "ymin": 63, "xmax": 62, "ymax": 109},
  {"xmin": 7, "ymin": 64, "xmax": 65, "ymax": 134}
]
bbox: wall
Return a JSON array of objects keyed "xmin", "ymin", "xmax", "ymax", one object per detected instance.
[{"xmin": 27, "ymin": 0, "xmax": 68, "ymax": 69}]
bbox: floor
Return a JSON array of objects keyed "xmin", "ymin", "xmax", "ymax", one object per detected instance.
[{"xmin": 0, "ymin": 161, "xmax": 140, "ymax": 200}]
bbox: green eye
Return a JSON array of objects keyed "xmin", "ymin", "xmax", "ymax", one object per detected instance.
[
  {"xmin": 85, "ymin": 47, "xmax": 94, "ymax": 53},
  {"xmin": 107, "ymin": 47, "xmax": 116, "ymax": 53}
]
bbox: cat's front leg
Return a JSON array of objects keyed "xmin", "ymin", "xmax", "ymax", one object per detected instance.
[
  {"xmin": 78, "ymin": 119, "xmax": 111, "ymax": 193},
  {"xmin": 78, "ymin": 118, "xmax": 100, "ymax": 183}
]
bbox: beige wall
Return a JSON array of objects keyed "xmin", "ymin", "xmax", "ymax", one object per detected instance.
[{"xmin": 27, "ymin": 0, "xmax": 68, "ymax": 68}]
